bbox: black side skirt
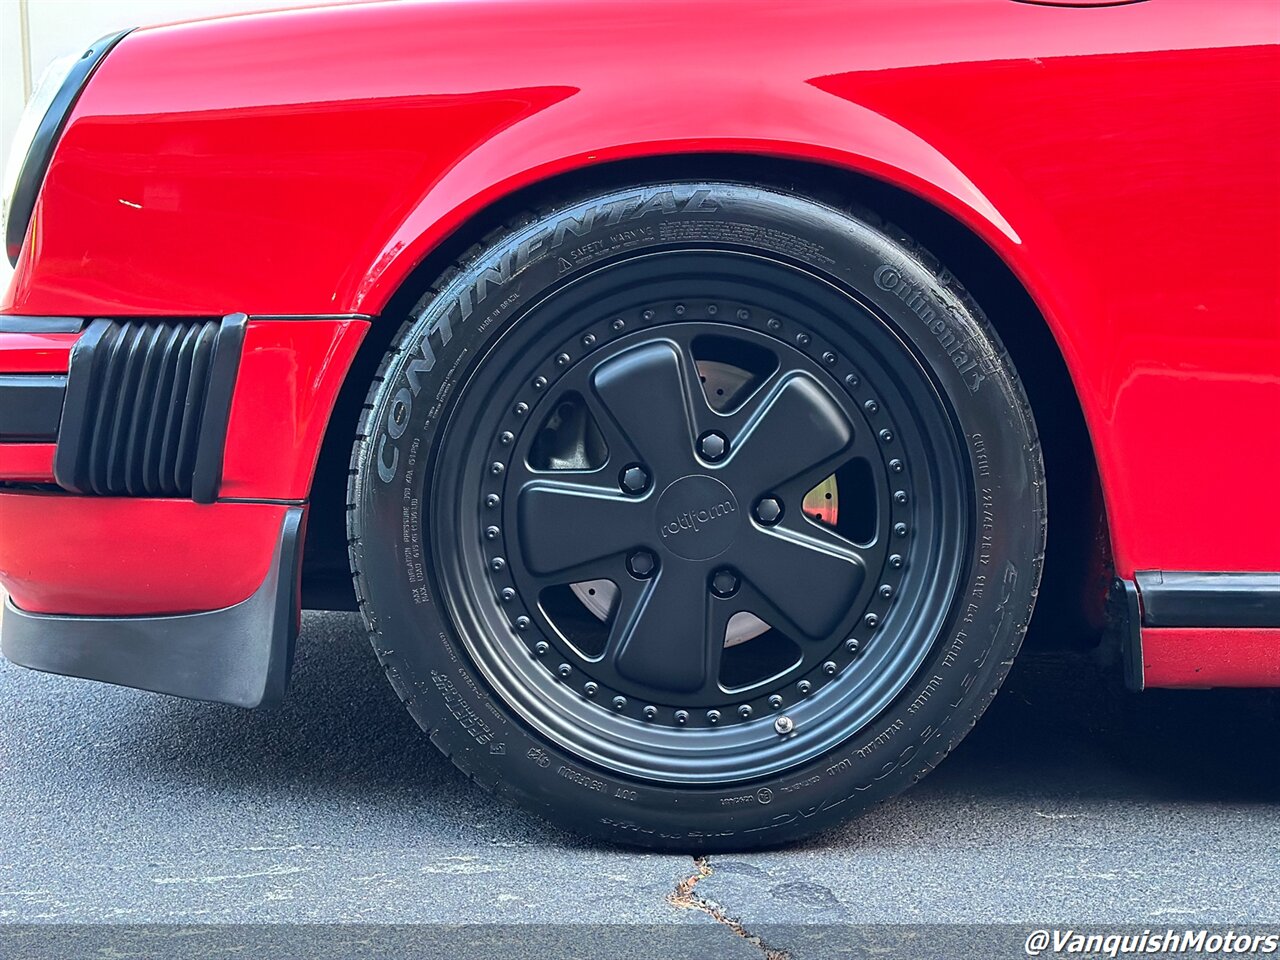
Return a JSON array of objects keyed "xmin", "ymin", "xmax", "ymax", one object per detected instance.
[
  {"xmin": 1, "ymin": 507, "xmax": 303, "ymax": 708},
  {"xmin": 1134, "ymin": 571, "xmax": 1280, "ymax": 629}
]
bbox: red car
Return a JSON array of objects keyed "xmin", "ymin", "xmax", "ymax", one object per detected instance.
[{"xmin": 1, "ymin": 0, "xmax": 1276, "ymax": 850}]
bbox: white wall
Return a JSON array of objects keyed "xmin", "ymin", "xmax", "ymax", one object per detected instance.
[{"xmin": 1, "ymin": 0, "xmax": 327, "ymax": 288}]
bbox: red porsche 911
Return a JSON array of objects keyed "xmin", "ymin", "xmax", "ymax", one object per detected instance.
[{"xmin": 1, "ymin": 0, "xmax": 1276, "ymax": 850}]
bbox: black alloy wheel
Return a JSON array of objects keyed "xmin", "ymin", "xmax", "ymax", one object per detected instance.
[{"xmin": 350, "ymin": 182, "xmax": 1045, "ymax": 850}]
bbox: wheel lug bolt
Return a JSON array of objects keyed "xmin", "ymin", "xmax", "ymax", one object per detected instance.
[
  {"xmin": 894, "ymin": 522, "xmax": 908, "ymax": 538},
  {"xmin": 486, "ymin": 494, "xmax": 500, "ymax": 508},
  {"xmin": 769, "ymin": 695, "xmax": 783, "ymax": 710},
  {"xmin": 797, "ymin": 680, "xmax": 812, "ymax": 695},
  {"xmin": 889, "ymin": 553, "xmax": 904, "ymax": 569},
  {"xmin": 533, "ymin": 376, "xmax": 547, "ymax": 390},
  {"xmin": 643, "ymin": 705, "xmax": 657, "ymax": 721},
  {"xmin": 706, "ymin": 709, "xmax": 721, "ymax": 724},
  {"xmin": 890, "ymin": 459, "xmax": 904, "ymax": 473},
  {"xmin": 556, "ymin": 353, "xmax": 571, "ymax": 367},
  {"xmin": 490, "ymin": 461, "xmax": 505, "ymax": 476},
  {"xmin": 628, "ymin": 550, "xmax": 657, "ymax": 579},
  {"xmin": 674, "ymin": 710, "xmax": 689, "ymax": 725},
  {"xmin": 845, "ymin": 638, "xmax": 859, "ymax": 653},
  {"xmin": 754, "ymin": 496, "xmax": 783, "ymax": 525},
  {"xmin": 613, "ymin": 696, "xmax": 627, "ymax": 711},
  {"xmin": 515, "ymin": 616, "xmax": 530, "ymax": 630},
  {"xmin": 865, "ymin": 613, "xmax": 880, "ymax": 629},
  {"xmin": 620, "ymin": 464, "xmax": 650, "ymax": 495},
  {"xmin": 490, "ymin": 557, "xmax": 506, "ymax": 571},
  {"xmin": 584, "ymin": 682, "xmax": 598, "ymax": 696},
  {"xmin": 879, "ymin": 583, "xmax": 893, "ymax": 598},
  {"xmin": 557, "ymin": 663, "xmax": 571, "ymax": 678},
  {"xmin": 499, "ymin": 431, "xmax": 514, "ymax": 445},
  {"xmin": 738, "ymin": 704, "xmax": 752, "ymax": 719},
  {"xmin": 774, "ymin": 716, "xmax": 794, "ymax": 736},
  {"xmin": 823, "ymin": 660, "xmax": 838, "ymax": 675},
  {"xmin": 710, "ymin": 569, "xmax": 739, "ymax": 598},
  {"xmin": 501, "ymin": 588, "xmax": 515, "ymax": 603},
  {"xmin": 534, "ymin": 641, "xmax": 549, "ymax": 655},
  {"xmin": 485, "ymin": 526, "xmax": 500, "ymax": 540},
  {"xmin": 697, "ymin": 431, "xmax": 728, "ymax": 462},
  {"xmin": 879, "ymin": 429, "xmax": 894, "ymax": 443},
  {"xmin": 864, "ymin": 399, "xmax": 879, "ymax": 414}
]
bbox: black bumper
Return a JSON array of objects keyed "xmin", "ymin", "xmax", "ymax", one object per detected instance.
[{"xmin": 1, "ymin": 506, "xmax": 303, "ymax": 708}]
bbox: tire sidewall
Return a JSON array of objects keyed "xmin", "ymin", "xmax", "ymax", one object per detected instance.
[{"xmin": 351, "ymin": 182, "xmax": 1042, "ymax": 849}]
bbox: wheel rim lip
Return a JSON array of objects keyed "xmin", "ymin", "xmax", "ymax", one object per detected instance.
[{"xmin": 427, "ymin": 248, "xmax": 972, "ymax": 785}]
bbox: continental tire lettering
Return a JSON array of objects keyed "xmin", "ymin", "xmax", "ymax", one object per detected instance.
[
  {"xmin": 387, "ymin": 388, "xmax": 412, "ymax": 440},
  {"xmin": 873, "ymin": 263, "xmax": 991, "ymax": 393},
  {"xmin": 375, "ymin": 187, "xmax": 721, "ymax": 483},
  {"xmin": 375, "ymin": 434, "xmax": 399, "ymax": 484}
]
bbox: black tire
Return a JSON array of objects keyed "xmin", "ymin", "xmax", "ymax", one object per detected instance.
[{"xmin": 349, "ymin": 181, "xmax": 1045, "ymax": 851}]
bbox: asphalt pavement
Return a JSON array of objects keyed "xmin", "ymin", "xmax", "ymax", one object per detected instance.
[{"xmin": 1, "ymin": 610, "xmax": 1277, "ymax": 956}]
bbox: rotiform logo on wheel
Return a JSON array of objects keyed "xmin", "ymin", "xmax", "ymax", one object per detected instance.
[
  {"xmin": 660, "ymin": 500, "xmax": 736, "ymax": 539},
  {"xmin": 653, "ymin": 476, "xmax": 742, "ymax": 561}
]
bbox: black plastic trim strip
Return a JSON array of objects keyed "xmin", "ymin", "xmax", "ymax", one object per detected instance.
[
  {"xmin": 6, "ymin": 30, "xmax": 132, "ymax": 265},
  {"xmin": 0, "ymin": 316, "xmax": 83, "ymax": 334},
  {"xmin": 0, "ymin": 374, "xmax": 66, "ymax": 440},
  {"xmin": 191, "ymin": 313, "xmax": 248, "ymax": 503},
  {"xmin": 0, "ymin": 506, "xmax": 303, "ymax": 708},
  {"xmin": 52, "ymin": 318, "xmax": 112, "ymax": 492},
  {"xmin": 1134, "ymin": 570, "xmax": 1280, "ymax": 628}
]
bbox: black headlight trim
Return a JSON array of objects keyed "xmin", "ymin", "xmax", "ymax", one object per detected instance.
[{"xmin": 5, "ymin": 29, "xmax": 132, "ymax": 266}]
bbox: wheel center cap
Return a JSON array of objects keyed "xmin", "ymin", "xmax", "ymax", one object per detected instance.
[{"xmin": 654, "ymin": 475, "xmax": 740, "ymax": 561}]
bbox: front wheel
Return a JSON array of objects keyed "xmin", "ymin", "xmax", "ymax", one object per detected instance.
[{"xmin": 349, "ymin": 182, "xmax": 1044, "ymax": 850}]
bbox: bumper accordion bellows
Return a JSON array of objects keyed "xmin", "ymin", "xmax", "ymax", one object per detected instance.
[{"xmin": 53, "ymin": 313, "xmax": 245, "ymax": 502}]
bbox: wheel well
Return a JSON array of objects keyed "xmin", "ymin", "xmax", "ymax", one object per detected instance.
[{"xmin": 303, "ymin": 154, "xmax": 1107, "ymax": 644}]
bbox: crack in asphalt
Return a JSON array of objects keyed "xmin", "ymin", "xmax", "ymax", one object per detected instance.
[{"xmin": 668, "ymin": 856, "xmax": 792, "ymax": 960}]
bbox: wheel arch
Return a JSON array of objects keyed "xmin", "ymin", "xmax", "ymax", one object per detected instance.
[{"xmin": 303, "ymin": 153, "xmax": 1108, "ymax": 643}]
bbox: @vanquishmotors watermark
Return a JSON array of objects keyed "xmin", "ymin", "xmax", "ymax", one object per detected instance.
[{"xmin": 1025, "ymin": 929, "xmax": 1280, "ymax": 957}]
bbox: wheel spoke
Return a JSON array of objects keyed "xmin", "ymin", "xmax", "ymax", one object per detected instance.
[
  {"xmin": 723, "ymin": 372, "xmax": 854, "ymax": 494},
  {"xmin": 609, "ymin": 566, "xmax": 716, "ymax": 695},
  {"xmin": 516, "ymin": 480, "xmax": 649, "ymax": 576},
  {"xmin": 589, "ymin": 340, "xmax": 704, "ymax": 475},
  {"xmin": 731, "ymin": 524, "xmax": 865, "ymax": 641}
]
